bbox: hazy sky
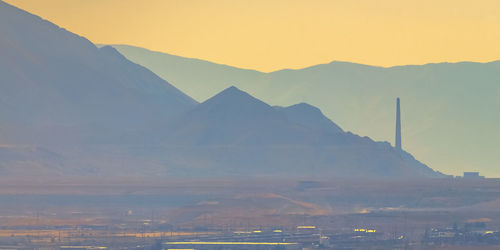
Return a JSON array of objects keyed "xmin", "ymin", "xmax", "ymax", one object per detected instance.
[{"xmin": 6, "ymin": 0, "xmax": 500, "ymax": 72}]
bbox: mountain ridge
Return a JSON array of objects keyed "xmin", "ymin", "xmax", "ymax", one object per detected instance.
[
  {"xmin": 0, "ymin": 1, "xmax": 446, "ymax": 179},
  {"xmin": 0, "ymin": 0, "xmax": 196, "ymax": 145},
  {"xmin": 0, "ymin": 0, "xmax": 196, "ymax": 177},
  {"xmin": 110, "ymin": 44, "xmax": 500, "ymax": 177},
  {"xmin": 155, "ymin": 86, "xmax": 444, "ymax": 178},
  {"xmin": 106, "ymin": 44, "xmax": 500, "ymax": 73}
]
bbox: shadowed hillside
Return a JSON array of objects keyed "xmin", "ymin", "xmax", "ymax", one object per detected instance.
[
  {"xmin": 110, "ymin": 44, "xmax": 500, "ymax": 176},
  {"xmin": 141, "ymin": 86, "xmax": 444, "ymax": 178},
  {"xmin": 0, "ymin": 1, "xmax": 196, "ymax": 148},
  {"xmin": 0, "ymin": 1, "xmax": 443, "ymax": 179}
]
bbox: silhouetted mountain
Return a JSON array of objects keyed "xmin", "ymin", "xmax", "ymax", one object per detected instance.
[
  {"xmin": 104, "ymin": 45, "xmax": 263, "ymax": 101},
  {"xmin": 166, "ymin": 86, "xmax": 342, "ymax": 146},
  {"xmin": 0, "ymin": 1, "xmax": 199, "ymax": 177},
  {"xmin": 111, "ymin": 44, "xmax": 500, "ymax": 176},
  {"xmin": 0, "ymin": 1, "xmax": 444, "ymax": 179},
  {"xmin": 277, "ymin": 103, "xmax": 343, "ymax": 135},
  {"xmin": 0, "ymin": 1, "xmax": 196, "ymax": 147},
  {"xmin": 166, "ymin": 86, "xmax": 295, "ymax": 145},
  {"xmin": 152, "ymin": 87, "xmax": 443, "ymax": 178}
]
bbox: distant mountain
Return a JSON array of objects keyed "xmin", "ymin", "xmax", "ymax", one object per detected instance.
[
  {"xmin": 146, "ymin": 86, "xmax": 443, "ymax": 178},
  {"xmin": 104, "ymin": 44, "xmax": 264, "ymax": 102},
  {"xmin": 164, "ymin": 86, "xmax": 342, "ymax": 146},
  {"xmin": 0, "ymin": 0, "xmax": 198, "ymax": 177},
  {"xmin": 110, "ymin": 44, "xmax": 500, "ymax": 177},
  {"xmin": 0, "ymin": 1, "xmax": 444, "ymax": 179},
  {"xmin": 276, "ymin": 103, "xmax": 343, "ymax": 135},
  {"xmin": 0, "ymin": 1, "xmax": 196, "ymax": 147}
]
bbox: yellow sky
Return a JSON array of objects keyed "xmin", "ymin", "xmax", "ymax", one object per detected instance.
[{"xmin": 5, "ymin": 0, "xmax": 500, "ymax": 72}]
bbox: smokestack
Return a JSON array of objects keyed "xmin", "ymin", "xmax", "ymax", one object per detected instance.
[{"xmin": 395, "ymin": 97, "xmax": 402, "ymax": 151}]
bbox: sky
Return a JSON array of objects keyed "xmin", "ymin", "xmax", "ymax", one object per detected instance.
[{"xmin": 5, "ymin": 0, "xmax": 500, "ymax": 72}]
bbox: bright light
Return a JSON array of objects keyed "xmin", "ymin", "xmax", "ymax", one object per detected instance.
[
  {"xmin": 354, "ymin": 228, "xmax": 376, "ymax": 233},
  {"xmin": 60, "ymin": 247, "xmax": 107, "ymax": 249},
  {"xmin": 164, "ymin": 242, "xmax": 297, "ymax": 245}
]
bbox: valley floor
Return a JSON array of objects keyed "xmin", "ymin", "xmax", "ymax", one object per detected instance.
[{"xmin": 1, "ymin": 178, "xmax": 500, "ymax": 249}]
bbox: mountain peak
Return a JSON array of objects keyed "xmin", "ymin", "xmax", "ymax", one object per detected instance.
[
  {"xmin": 99, "ymin": 45, "xmax": 126, "ymax": 60},
  {"xmin": 287, "ymin": 102, "xmax": 320, "ymax": 111},
  {"xmin": 201, "ymin": 86, "xmax": 270, "ymax": 110},
  {"xmin": 280, "ymin": 103, "xmax": 343, "ymax": 134},
  {"xmin": 0, "ymin": 0, "xmax": 196, "ymax": 137},
  {"xmin": 218, "ymin": 85, "xmax": 247, "ymax": 97}
]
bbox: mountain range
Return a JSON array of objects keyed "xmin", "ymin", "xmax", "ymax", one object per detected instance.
[
  {"xmin": 0, "ymin": 0, "xmax": 444, "ymax": 179},
  {"xmin": 0, "ymin": 0, "xmax": 196, "ymax": 177},
  {"xmin": 144, "ymin": 86, "xmax": 442, "ymax": 178},
  {"xmin": 109, "ymin": 45, "xmax": 500, "ymax": 177},
  {"xmin": 0, "ymin": 1, "xmax": 196, "ymax": 147}
]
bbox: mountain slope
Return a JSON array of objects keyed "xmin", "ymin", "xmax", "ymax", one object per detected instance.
[
  {"xmin": 277, "ymin": 103, "xmax": 343, "ymax": 135},
  {"xmin": 165, "ymin": 86, "xmax": 298, "ymax": 146},
  {"xmin": 149, "ymin": 87, "xmax": 443, "ymax": 178},
  {"xmin": 0, "ymin": 0, "xmax": 199, "ymax": 177},
  {"xmin": 0, "ymin": 1, "xmax": 444, "ymax": 179},
  {"xmin": 104, "ymin": 44, "xmax": 264, "ymax": 102},
  {"xmin": 111, "ymin": 44, "xmax": 500, "ymax": 177},
  {"xmin": 0, "ymin": 1, "xmax": 197, "ymax": 147}
]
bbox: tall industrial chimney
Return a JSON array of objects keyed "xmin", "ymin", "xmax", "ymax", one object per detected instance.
[{"xmin": 395, "ymin": 97, "xmax": 402, "ymax": 151}]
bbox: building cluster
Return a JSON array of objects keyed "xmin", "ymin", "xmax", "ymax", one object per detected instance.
[
  {"xmin": 422, "ymin": 222, "xmax": 500, "ymax": 247},
  {"xmin": 461, "ymin": 172, "xmax": 485, "ymax": 179}
]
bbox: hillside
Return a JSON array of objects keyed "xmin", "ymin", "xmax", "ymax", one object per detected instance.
[
  {"xmin": 145, "ymin": 87, "xmax": 444, "ymax": 178},
  {"xmin": 0, "ymin": 1, "xmax": 196, "ymax": 147},
  {"xmin": 0, "ymin": 0, "xmax": 197, "ymax": 177},
  {"xmin": 0, "ymin": 1, "xmax": 444, "ymax": 179},
  {"xmin": 111, "ymin": 44, "xmax": 500, "ymax": 176}
]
